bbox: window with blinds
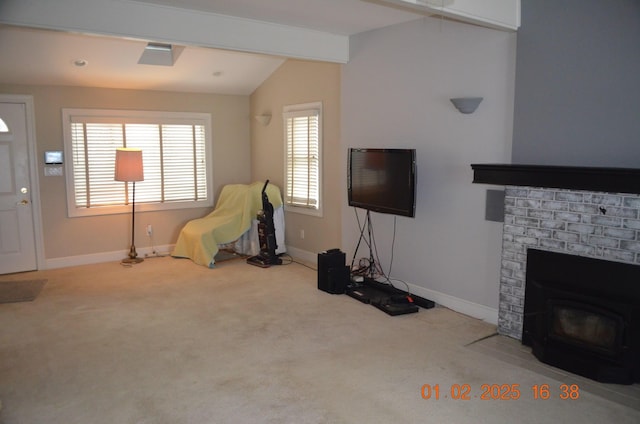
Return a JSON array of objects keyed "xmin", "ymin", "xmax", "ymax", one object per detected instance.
[
  {"xmin": 283, "ymin": 102, "xmax": 322, "ymax": 217},
  {"xmin": 62, "ymin": 109, "xmax": 213, "ymax": 217}
]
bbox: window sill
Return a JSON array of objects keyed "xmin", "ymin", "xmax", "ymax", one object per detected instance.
[
  {"xmin": 67, "ymin": 199, "xmax": 214, "ymax": 218},
  {"xmin": 284, "ymin": 204, "xmax": 323, "ymax": 218}
]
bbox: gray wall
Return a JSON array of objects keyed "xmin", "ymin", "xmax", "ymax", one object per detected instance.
[
  {"xmin": 512, "ymin": 0, "xmax": 640, "ymax": 166},
  {"xmin": 341, "ymin": 17, "xmax": 516, "ymax": 319}
]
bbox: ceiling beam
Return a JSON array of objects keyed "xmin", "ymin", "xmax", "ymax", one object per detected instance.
[{"xmin": 0, "ymin": 0, "xmax": 350, "ymax": 63}]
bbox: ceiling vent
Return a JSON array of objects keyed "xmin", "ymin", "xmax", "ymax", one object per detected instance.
[{"xmin": 138, "ymin": 42, "xmax": 183, "ymax": 66}]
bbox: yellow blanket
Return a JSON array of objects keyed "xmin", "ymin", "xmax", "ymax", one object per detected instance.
[{"xmin": 172, "ymin": 182, "xmax": 283, "ymax": 267}]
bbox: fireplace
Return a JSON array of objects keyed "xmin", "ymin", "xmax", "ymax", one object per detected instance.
[
  {"xmin": 522, "ymin": 249, "xmax": 640, "ymax": 384},
  {"xmin": 471, "ymin": 164, "xmax": 640, "ymax": 384}
]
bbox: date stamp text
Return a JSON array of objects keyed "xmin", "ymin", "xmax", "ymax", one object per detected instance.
[{"xmin": 420, "ymin": 384, "xmax": 580, "ymax": 401}]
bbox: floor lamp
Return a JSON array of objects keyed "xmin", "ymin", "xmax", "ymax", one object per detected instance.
[{"xmin": 115, "ymin": 148, "xmax": 144, "ymax": 264}]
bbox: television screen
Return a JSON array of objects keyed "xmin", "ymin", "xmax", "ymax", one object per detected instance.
[{"xmin": 348, "ymin": 148, "xmax": 416, "ymax": 217}]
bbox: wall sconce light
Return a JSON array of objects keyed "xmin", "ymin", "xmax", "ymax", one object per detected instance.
[
  {"xmin": 254, "ymin": 114, "xmax": 272, "ymax": 126},
  {"xmin": 450, "ymin": 97, "xmax": 483, "ymax": 114}
]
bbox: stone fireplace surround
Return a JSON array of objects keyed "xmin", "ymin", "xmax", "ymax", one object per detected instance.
[{"xmin": 471, "ymin": 164, "xmax": 640, "ymax": 339}]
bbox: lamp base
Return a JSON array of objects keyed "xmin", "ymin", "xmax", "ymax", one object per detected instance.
[
  {"xmin": 122, "ymin": 257, "xmax": 144, "ymax": 264},
  {"xmin": 122, "ymin": 245, "xmax": 144, "ymax": 264}
]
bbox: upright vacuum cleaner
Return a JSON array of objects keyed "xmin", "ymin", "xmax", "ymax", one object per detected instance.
[{"xmin": 246, "ymin": 180, "xmax": 283, "ymax": 268}]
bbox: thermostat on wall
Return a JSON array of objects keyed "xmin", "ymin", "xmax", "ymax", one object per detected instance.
[{"xmin": 44, "ymin": 151, "xmax": 63, "ymax": 165}]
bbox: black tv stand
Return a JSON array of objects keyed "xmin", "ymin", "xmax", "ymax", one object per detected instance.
[
  {"xmin": 346, "ymin": 208, "xmax": 436, "ymax": 315},
  {"xmin": 358, "ymin": 278, "xmax": 435, "ymax": 310},
  {"xmin": 346, "ymin": 278, "xmax": 435, "ymax": 316}
]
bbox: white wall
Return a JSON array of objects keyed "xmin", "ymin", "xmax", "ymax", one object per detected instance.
[{"xmin": 341, "ymin": 17, "xmax": 516, "ymax": 321}]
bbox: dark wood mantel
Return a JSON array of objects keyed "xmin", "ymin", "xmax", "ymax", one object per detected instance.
[{"xmin": 471, "ymin": 164, "xmax": 640, "ymax": 195}]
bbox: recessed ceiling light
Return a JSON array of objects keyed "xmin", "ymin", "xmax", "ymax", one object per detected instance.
[{"xmin": 73, "ymin": 59, "xmax": 88, "ymax": 67}]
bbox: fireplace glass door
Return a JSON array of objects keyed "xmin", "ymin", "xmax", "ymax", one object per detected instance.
[
  {"xmin": 522, "ymin": 249, "xmax": 640, "ymax": 384},
  {"xmin": 548, "ymin": 300, "xmax": 623, "ymax": 356}
]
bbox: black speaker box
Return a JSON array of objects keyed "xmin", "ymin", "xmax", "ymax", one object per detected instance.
[
  {"xmin": 318, "ymin": 249, "xmax": 347, "ymax": 294},
  {"xmin": 327, "ymin": 266, "xmax": 350, "ymax": 294}
]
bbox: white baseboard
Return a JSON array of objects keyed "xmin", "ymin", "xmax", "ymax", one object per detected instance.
[
  {"xmin": 283, "ymin": 246, "xmax": 498, "ymax": 325},
  {"xmin": 45, "ymin": 245, "xmax": 175, "ymax": 269},
  {"xmin": 284, "ymin": 245, "xmax": 318, "ymax": 265},
  {"xmin": 406, "ymin": 283, "xmax": 498, "ymax": 325}
]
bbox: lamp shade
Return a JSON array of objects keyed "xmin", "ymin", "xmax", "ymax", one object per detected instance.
[{"xmin": 115, "ymin": 148, "xmax": 144, "ymax": 182}]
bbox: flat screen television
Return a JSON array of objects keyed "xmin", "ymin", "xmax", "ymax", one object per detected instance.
[{"xmin": 348, "ymin": 148, "xmax": 416, "ymax": 217}]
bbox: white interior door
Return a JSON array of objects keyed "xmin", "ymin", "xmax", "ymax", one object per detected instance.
[{"xmin": 0, "ymin": 102, "xmax": 38, "ymax": 274}]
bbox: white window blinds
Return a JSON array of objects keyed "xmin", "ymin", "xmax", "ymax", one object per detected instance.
[
  {"xmin": 63, "ymin": 109, "xmax": 212, "ymax": 217},
  {"xmin": 283, "ymin": 102, "xmax": 322, "ymax": 216}
]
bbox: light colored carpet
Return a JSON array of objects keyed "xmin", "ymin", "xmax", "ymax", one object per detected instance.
[
  {"xmin": 467, "ymin": 334, "xmax": 640, "ymax": 411},
  {"xmin": 0, "ymin": 257, "xmax": 638, "ymax": 423},
  {"xmin": 0, "ymin": 279, "xmax": 46, "ymax": 303}
]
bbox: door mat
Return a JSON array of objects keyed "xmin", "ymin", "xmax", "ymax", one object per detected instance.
[{"xmin": 0, "ymin": 279, "xmax": 47, "ymax": 304}]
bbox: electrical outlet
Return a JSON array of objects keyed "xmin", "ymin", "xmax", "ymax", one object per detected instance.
[{"xmin": 146, "ymin": 224, "xmax": 153, "ymax": 236}]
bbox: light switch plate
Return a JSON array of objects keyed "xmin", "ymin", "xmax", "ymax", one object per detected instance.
[{"xmin": 44, "ymin": 166, "xmax": 63, "ymax": 177}]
